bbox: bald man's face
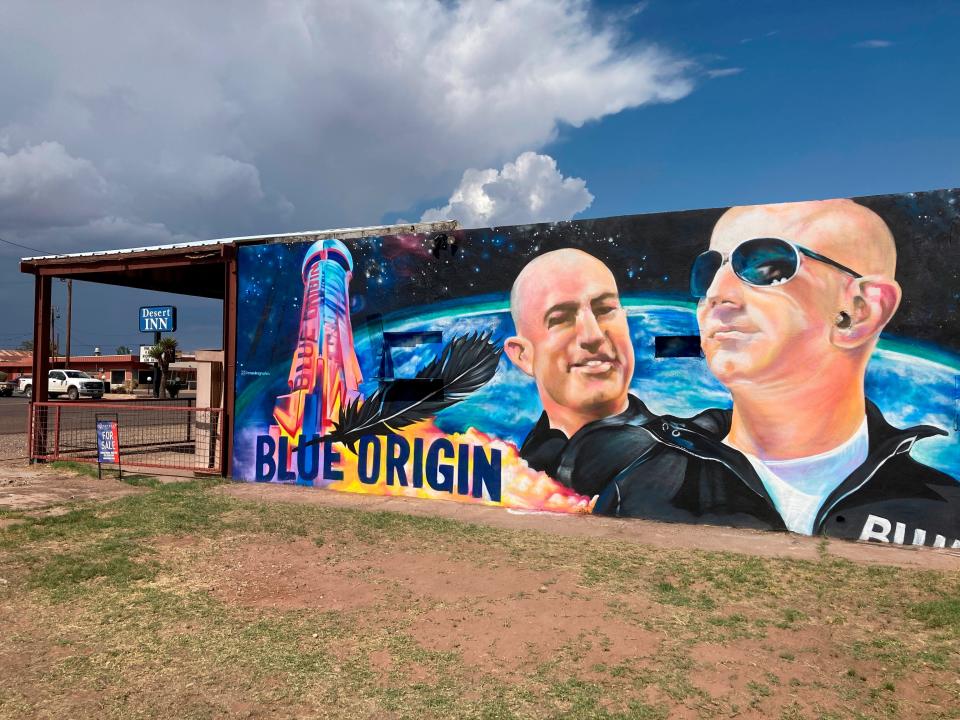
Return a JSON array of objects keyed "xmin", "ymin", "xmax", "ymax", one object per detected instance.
[
  {"xmin": 510, "ymin": 253, "xmax": 634, "ymax": 424},
  {"xmin": 697, "ymin": 202, "xmax": 883, "ymax": 387}
]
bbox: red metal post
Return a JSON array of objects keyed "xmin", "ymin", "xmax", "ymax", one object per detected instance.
[
  {"xmin": 31, "ymin": 275, "xmax": 52, "ymax": 459},
  {"xmin": 32, "ymin": 275, "xmax": 51, "ymax": 402},
  {"xmin": 220, "ymin": 247, "xmax": 238, "ymax": 478}
]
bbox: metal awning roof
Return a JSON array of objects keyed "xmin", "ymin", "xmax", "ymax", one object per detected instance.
[
  {"xmin": 19, "ymin": 219, "xmax": 457, "ymax": 299},
  {"xmin": 20, "ymin": 219, "xmax": 457, "ymax": 262}
]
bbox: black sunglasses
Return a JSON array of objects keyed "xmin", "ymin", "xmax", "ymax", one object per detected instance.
[{"xmin": 690, "ymin": 237, "xmax": 863, "ymax": 299}]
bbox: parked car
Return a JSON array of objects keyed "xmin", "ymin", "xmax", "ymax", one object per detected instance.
[
  {"xmin": 0, "ymin": 379, "xmax": 14, "ymax": 397},
  {"xmin": 17, "ymin": 376, "xmax": 32, "ymax": 395},
  {"xmin": 19, "ymin": 370, "xmax": 105, "ymax": 400}
]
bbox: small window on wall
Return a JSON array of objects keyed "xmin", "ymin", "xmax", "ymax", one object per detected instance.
[
  {"xmin": 378, "ymin": 330, "xmax": 445, "ymax": 402},
  {"xmin": 381, "ymin": 331, "xmax": 444, "ymax": 379},
  {"xmin": 654, "ymin": 335, "xmax": 703, "ymax": 358},
  {"xmin": 111, "ymin": 370, "xmax": 125, "ymax": 385}
]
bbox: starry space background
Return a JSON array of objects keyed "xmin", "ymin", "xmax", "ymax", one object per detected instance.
[
  {"xmin": 232, "ymin": 188, "xmax": 960, "ymax": 480},
  {"xmin": 237, "ymin": 187, "xmax": 960, "ymax": 366}
]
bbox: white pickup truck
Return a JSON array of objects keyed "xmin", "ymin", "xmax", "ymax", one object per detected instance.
[{"xmin": 20, "ymin": 370, "xmax": 105, "ymax": 400}]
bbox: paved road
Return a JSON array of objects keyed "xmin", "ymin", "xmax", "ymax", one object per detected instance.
[
  {"xmin": 0, "ymin": 393, "xmax": 207, "ymax": 462},
  {"xmin": 0, "ymin": 396, "xmax": 30, "ymax": 460},
  {"xmin": 0, "ymin": 396, "xmax": 29, "ymax": 435},
  {"xmin": 0, "ymin": 393, "xmax": 200, "ymax": 435}
]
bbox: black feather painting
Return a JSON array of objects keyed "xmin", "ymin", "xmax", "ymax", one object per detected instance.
[{"xmin": 319, "ymin": 331, "xmax": 501, "ymax": 452}]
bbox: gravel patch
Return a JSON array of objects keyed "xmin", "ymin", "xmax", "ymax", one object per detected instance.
[{"xmin": 0, "ymin": 431, "xmax": 28, "ymax": 462}]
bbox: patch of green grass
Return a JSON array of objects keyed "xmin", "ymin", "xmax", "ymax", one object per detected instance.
[
  {"xmin": 2, "ymin": 478, "xmax": 231, "ymax": 551},
  {"xmin": 546, "ymin": 688, "xmax": 667, "ymax": 720},
  {"xmin": 50, "ymin": 460, "xmax": 160, "ymax": 487},
  {"xmin": 49, "ymin": 460, "xmax": 105, "ymax": 477},
  {"xmin": 917, "ymin": 647, "xmax": 953, "ymax": 669},
  {"xmin": 774, "ymin": 607, "xmax": 806, "ymax": 629},
  {"xmin": 544, "ymin": 676, "xmax": 667, "ymax": 719},
  {"xmin": 845, "ymin": 668, "xmax": 865, "ymax": 682},
  {"xmin": 848, "ymin": 635, "xmax": 914, "ymax": 670},
  {"xmin": 635, "ymin": 650, "xmax": 701, "ymax": 702},
  {"xmin": 908, "ymin": 596, "xmax": 960, "ymax": 632},
  {"xmin": 651, "ymin": 580, "xmax": 715, "ymax": 610},
  {"xmin": 580, "ymin": 551, "xmax": 649, "ymax": 589},
  {"xmin": 623, "ymin": 701, "xmax": 668, "ymax": 720},
  {"xmin": 779, "ymin": 702, "xmax": 806, "ymax": 720},
  {"xmin": 26, "ymin": 538, "xmax": 157, "ymax": 600},
  {"xmin": 0, "ymin": 506, "xmax": 112, "ymax": 549},
  {"xmin": 1, "ymin": 478, "xmax": 234, "ymax": 602},
  {"xmin": 702, "ymin": 554, "xmax": 774, "ymax": 594},
  {"xmin": 708, "ymin": 612, "xmax": 747, "ymax": 627}
]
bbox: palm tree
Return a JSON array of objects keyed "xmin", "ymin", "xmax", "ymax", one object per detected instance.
[{"xmin": 147, "ymin": 337, "xmax": 178, "ymax": 399}]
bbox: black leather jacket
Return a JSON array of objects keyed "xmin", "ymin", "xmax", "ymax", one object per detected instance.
[
  {"xmin": 520, "ymin": 394, "xmax": 660, "ymax": 498},
  {"xmin": 521, "ymin": 397, "xmax": 960, "ymax": 545},
  {"xmin": 598, "ymin": 399, "xmax": 960, "ymax": 544}
]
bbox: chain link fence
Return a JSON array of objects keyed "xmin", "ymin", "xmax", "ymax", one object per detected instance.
[{"xmin": 28, "ymin": 401, "xmax": 222, "ymax": 473}]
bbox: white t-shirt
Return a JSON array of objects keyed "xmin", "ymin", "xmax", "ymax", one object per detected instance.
[{"xmin": 724, "ymin": 418, "xmax": 869, "ymax": 535}]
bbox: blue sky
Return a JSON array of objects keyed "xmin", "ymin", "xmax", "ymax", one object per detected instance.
[
  {"xmin": 562, "ymin": 0, "xmax": 960, "ymax": 217},
  {"xmin": 0, "ymin": 0, "xmax": 957, "ymax": 353},
  {"xmin": 403, "ymin": 0, "xmax": 960, "ymax": 222}
]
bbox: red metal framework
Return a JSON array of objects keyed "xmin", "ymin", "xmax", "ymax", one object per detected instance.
[
  {"xmin": 28, "ymin": 401, "xmax": 222, "ymax": 473},
  {"xmin": 19, "ymin": 221, "xmax": 454, "ymax": 479}
]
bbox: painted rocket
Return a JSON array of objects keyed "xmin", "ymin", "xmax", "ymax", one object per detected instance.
[{"xmin": 270, "ymin": 238, "xmax": 362, "ymax": 470}]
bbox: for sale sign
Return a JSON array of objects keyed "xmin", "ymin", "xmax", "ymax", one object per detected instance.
[{"xmin": 96, "ymin": 419, "xmax": 120, "ymax": 464}]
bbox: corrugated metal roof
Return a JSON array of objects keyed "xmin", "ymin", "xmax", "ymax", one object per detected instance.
[
  {"xmin": 21, "ymin": 219, "xmax": 457, "ymax": 262},
  {"xmin": 0, "ymin": 350, "xmax": 31, "ymax": 361},
  {"xmin": 0, "ymin": 352, "xmax": 197, "ymax": 364}
]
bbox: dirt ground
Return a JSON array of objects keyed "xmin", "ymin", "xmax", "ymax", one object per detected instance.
[
  {"xmin": 1, "ymin": 457, "xmax": 958, "ymax": 569},
  {"xmin": 146, "ymin": 529, "xmax": 959, "ymax": 718},
  {"xmin": 1, "ymin": 457, "xmax": 957, "ymax": 571},
  {"xmin": 1, "ymin": 464, "xmax": 958, "ymax": 718},
  {"xmin": 0, "ymin": 460, "xmax": 144, "ymax": 516},
  {"xmin": 221, "ymin": 482, "xmax": 960, "ymax": 572}
]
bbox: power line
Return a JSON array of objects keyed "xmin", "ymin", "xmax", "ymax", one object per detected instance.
[{"xmin": 0, "ymin": 235, "xmax": 51, "ymax": 255}]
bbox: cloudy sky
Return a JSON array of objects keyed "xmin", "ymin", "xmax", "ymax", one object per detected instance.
[{"xmin": 1, "ymin": 0, "xmax": 958, "ymax": 353}]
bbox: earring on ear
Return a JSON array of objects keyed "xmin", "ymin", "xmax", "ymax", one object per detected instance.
[{"xmin": 835, "ymin": 311, "xmax": 852, "ymax": 329}]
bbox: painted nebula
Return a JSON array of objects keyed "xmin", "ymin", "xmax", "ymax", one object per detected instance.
[{"xmin": 234, "ymin": 190, "xmax": 960, "ymax": 546}]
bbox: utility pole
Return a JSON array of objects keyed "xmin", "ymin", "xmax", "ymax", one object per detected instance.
[
  {"xmin": 153, "ymin": 330, "xmax": 161, "ymax": 398},
  {"xmin": 65, "ymin": 279, "xmax": 72, "ymax": 369},
  {"xmin": 50, "ymin": 306, "xmax": 60, "ymax": 366}
]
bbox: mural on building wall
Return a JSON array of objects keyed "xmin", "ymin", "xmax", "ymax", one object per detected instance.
[{"xmin": 233, "ymin": 189, "xmax": 960, "ymax": 546}]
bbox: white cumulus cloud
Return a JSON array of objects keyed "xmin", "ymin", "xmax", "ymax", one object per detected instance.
[
  {"xmin": 422, "ymin": 151, "xmax": 593, "ymax": 227},
  {"xmin": 0, "ymin": 0, "xmax": 694, "ymax": 245},
  {"xmin": 0, "ymin": 0, "xmax": 698, "ymax": 350},
  {"xmin": 0, "ymin": 142, "xmax": 110, "ymax": 229}
]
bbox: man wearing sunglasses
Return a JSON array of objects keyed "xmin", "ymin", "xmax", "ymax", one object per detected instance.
[{"xmin": 595, "ymin": 199, "xmax": 960, "ymax": 546}]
